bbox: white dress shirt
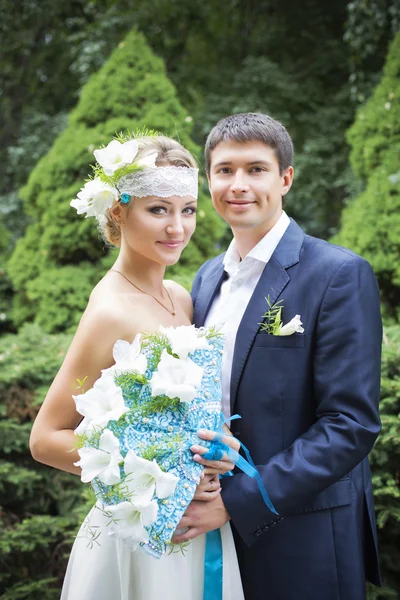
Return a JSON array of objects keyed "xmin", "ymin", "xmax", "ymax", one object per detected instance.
[{"xmin": 205, "ymin": 211, "xmax": 290, "ymax": 418}]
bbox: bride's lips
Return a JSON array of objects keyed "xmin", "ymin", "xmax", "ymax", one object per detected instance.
[{"xmin": 157, "ymin": 241, "xmax": 183, "ymax": 249}]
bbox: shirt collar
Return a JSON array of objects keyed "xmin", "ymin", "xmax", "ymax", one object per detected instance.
[{"xmin": 223, "ymin": 211, "xmax": 290, "ymax": 276}]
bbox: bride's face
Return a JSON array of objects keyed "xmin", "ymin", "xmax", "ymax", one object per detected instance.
[{"xmin": 118, "ymin": 194, "xmax": 197, "ymax": 266}]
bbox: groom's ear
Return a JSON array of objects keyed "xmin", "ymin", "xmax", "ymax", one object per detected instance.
[
  {"xmin": 206, "ymin": 172, "xmax": 212, "ymax": 193},
  {"xmin": 281, "ymin": 166, "xmax": 294, "ymax": 197}
]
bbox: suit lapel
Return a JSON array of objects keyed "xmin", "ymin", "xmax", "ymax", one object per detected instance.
[
  {"xmin": 230, "ymin": 219, "xmax": 305, "ymax": 408},
  {"xmin": 193, "ymin": 257, "xmax": 226, "ymax": 327}
]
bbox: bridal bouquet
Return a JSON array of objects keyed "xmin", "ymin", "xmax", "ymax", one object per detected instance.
[{"xmin": 73, "ymin": 325, "xmax": 224, "ymax": 557}]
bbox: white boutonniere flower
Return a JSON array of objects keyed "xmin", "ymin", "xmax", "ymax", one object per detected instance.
[
  {"xmin": 102, "ymin": 334, "xmax": 148, "ymax": 377},
  {"xmin": 93, "ymin": 139, "xmax": 139, "ymax": 176},
  {"xmin": 159, "ymin": 324, "xmax": 210, "ymax": 359},
  {"xmin": 278, "ymin": 314, "xmax": 304, "ymax": 336},
  {"xmin": 70, "ymin": 178, "xmax": 119, "ymax": 219},
  {"xmin": 75, "ymin": 429, "xmax": 123, "ymax": 484},
  {"xmin": 73, "ymin": 374, "xmax": 129, "ymax": 434},
  {"xmin": 260, "ymin": 296, "xmax": 304, "ymax": 336},
  {"xmin": 106, "ymin": 499, "xmax": 158, "ymax": 551},
  {"xmin": 124, "ymin": 451, "xmax": 178, "ymax": 503},
  {"xmin": 150, "ymin": 349, "xmax": 203, "ymax": 403}
]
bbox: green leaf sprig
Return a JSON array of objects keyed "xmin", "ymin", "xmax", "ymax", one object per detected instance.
[{"xmin": 259, "ymin": 296, "xmax": 284, "ymax": 335}]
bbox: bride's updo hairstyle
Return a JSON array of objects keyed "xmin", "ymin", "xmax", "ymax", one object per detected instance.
[{"xmin": 102, "ymin": 136, "xmax": 198, "ymax": 247}]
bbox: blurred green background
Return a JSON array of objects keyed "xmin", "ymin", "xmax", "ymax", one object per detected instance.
[{"xmin": 0, "ymin": 1, "xmax": 399, "ymax": 597}]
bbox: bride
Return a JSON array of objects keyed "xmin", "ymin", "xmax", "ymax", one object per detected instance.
[{"xmin": 29, "ymin": 134, "xmax": 244, "ymax": 600}]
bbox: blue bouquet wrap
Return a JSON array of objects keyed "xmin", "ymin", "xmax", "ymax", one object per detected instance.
[{"xmin": 74, "ymin": 327, "xmax": 224, "ymax": 557}]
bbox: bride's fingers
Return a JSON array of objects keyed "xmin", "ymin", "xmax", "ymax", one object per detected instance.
[
  {"xmin": 193, "ymin": 455, "xmax": 235, "ymax": 473},
  {"xmin": 190, "ymin": 443, "xmax": 237, "ymax": 465},
  {"xmin": 196, "ymin": 429, "xmax": 241, "ymax": 452},
  {"xmin": 190, "ymin": 429, "xmax": 240, "ymax": 474},
  {"xmin": 190, "ymin": 444, "xmax": 229, "ymax": 462}
]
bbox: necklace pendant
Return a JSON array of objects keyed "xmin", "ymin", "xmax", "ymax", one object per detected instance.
[{"xmin": 172, "ymin": 311, "xmax": 176, "ymax": 316}]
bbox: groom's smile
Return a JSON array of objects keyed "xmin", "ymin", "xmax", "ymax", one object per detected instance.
[{"xmin": 208, "ymin": 140, "xmax": 293, "ymax": 244}]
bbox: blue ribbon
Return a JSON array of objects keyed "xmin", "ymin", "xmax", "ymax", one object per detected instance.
[
  {"xmin": 202, "ymin": 414, "xmax": 278, "ymax": 515},
  {"xmin": 202, "ymin": 414, "xmax": 278, "ymax": 599},
  {"xmin": 203, "ymin": 529, "xmax": 223, "ymax": 600}
]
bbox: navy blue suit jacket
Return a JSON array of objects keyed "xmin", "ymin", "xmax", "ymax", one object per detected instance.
[{"xmin": 192, "ymin": 219, "xmax": 382, "ymax": 600}]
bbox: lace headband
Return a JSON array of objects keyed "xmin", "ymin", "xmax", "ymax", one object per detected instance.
[
  {"xmin": 117, "ymin": 166, "xmax": 198, "ymax": 204},
  {"xmin": 70, "ymin": 138, "xmax": 198, "ymax": 221}
]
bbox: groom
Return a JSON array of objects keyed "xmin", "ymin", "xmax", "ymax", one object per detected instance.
[{"xmin": 176, "ymin": 113, "xmax": 382, "ymax": 599}]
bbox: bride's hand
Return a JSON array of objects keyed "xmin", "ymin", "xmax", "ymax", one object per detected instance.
[{"xmin": 190, "ymin": 427, "xmax": 240, "ymax": 476}]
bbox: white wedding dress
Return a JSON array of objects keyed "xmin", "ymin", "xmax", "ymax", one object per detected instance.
[{"xmin": 61, "ymin": 502, "xmax": 244, "ymax": 600}]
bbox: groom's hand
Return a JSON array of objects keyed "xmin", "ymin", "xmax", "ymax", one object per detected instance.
[
  {"xmin": 172, "ymin": 495, "xmax": 230, "ymax": 544},
  {"xmin": 193, "ymin": 474, "xmax": 221, "ymax": 501}
]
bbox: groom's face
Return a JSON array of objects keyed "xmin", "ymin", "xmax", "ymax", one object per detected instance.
[{"xmin": 207, "ymin": 140, "xmax": 293, "ymax": 234}]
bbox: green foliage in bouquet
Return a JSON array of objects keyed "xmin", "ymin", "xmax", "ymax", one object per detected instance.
[
  {"xmin": 333, "ymin": 32, "xmax": 400, "ymax": 319},
  {"xmin": 0, "ymin": 324, "xmax": 84, "ymax": 598},
  {"xmin": 366, "ymin": 325, "xmax": 400, "ymax": 599},
  {"xmin": 7, "ymin": 29, "xmax": 223, "ymax": 333}
]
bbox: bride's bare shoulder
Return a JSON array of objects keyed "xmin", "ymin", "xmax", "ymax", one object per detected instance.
[
  {"xmin": 164, "ymin": 280, "xmax": 193, "ymax": 319},
  {"xmin": 77, "ymin": 278, "xmax": 132, "ymax": 339}
]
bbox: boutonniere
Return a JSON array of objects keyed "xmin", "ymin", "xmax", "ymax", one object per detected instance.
[{"xmin": 259, "ymin": 296, "xmax": 304, "ymax": 336}]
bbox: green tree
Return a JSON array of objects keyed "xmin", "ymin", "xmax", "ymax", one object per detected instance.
[
  {"xmin": 367, "ymin": 325, "xmax": 400, "ymax": 599},
  {"xmin": 333, "ymin": 31, "xmax": 400, "ymax": 318},
  {"xmin": 0, "ymin": 0, "xmax": 135, "ymax": 333},
  {"xmin": 7, "ymin": 29, "xmax": 223, "ymax": 333},
  {"xmin": 345, "ymin": 0, "xmax": 400, "ymax": 104},
  {"xmin": 0, "ymin": 324, "xmax": 82, "ymax": 598}
]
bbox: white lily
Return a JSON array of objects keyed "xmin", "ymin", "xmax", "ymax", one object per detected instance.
[
  {"xmin": 150, "ymin": 349, "xmax": 203, "ymax": 403},
  {"xmin": 75, "ymin": 429, "xmax": 123, "ymax": 484},
  {"xmin": 102, "ymin": 335, "xmax": 147, "ymax": 377},
  {"xmin": 159, "ymin": 324, "xmax": 210, "ymax": 359},
  {"xmin": 73, "ymin": 374, "xmax": 129, "ymax": 432},
  {"xmin": 279, "ymin": 314, "xmax": 305, "ymax": 336},
  {"xmin": 135, "ymin": 151, "xmax": 158, "ymax": 168},
  {"xmin": 124, "ymin": 450, "xmax": 178, "ymax": 503},
  {"xmin": 106, "ymin": 499, "xmax": 158, "ymax": 550},
  {"xmin": 70, "ymin": 178, "xmax": 118, "ymax": 219},
  {"xmin": 94, "ymin": 139, "xmax": 139, "ymax": 176}
]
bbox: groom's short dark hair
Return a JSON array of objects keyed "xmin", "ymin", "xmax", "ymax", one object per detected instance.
[{"xmin": 205, "ymin": 112, "xmax": 294, "ymax": 175}]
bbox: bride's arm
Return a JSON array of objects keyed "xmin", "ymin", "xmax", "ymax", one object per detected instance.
[{"xmin": 30, "ymin": 302, "xmax": 127, "ymax": 475}]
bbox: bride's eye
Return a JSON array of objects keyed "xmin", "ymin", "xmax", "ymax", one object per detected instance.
[
  {"xmin": 149, "ymin": 206, "xmax": 168, "ymax": 215},
  {"xmin": 182, "ymin": 207, "xmax": 197, "ymax": 215}
]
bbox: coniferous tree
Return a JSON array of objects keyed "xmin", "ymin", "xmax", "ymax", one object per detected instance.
[
  {"xmin": 333, "ymin": 32, "xmax": 400, "ymax": 319},
  {"xmin": 334, "ymin": 32, "xmax": 400, "ymax": 599}
]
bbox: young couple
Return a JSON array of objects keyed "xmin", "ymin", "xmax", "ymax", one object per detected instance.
[{"xmin": 30, "ymin": 113, "xmax": 382, "ymax": 600}]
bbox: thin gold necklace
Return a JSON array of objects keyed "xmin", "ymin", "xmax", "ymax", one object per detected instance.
[{"xmin": 110, "ymin": 269, "xmax": 176, "ymax": 316}]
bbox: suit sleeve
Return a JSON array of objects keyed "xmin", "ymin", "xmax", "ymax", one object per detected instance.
[{"xmin": 221, "ymin": 255, "xmax": 382, "ymax": 545}]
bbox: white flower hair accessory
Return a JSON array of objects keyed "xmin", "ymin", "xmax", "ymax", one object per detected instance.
[
  {"xmin": 70, "ymin": 133, "xmax": 198, "ymax": 221},
  {"xmin": 70, "ymin": 179, "xmax": 119, "ymax": 220},
  {"xmin": 94, "ymin": 139, "xmax": 142, "ymax": 176}
]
